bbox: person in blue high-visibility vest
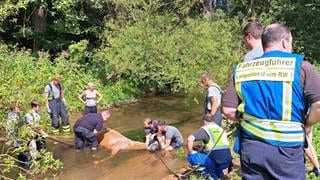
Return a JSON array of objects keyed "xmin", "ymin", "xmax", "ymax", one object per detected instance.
[
  {"xmin": 187, "ymin": 114, "xmax": 232, "ymax": 179},
  {"xmin": 222, "ymin": 23, "xmax": 320, "ymax": 179}
]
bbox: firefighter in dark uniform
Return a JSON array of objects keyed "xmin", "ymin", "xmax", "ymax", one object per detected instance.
[{"xmin": 44, "ymin": 76, "xmax": 70, "ymax": 135}]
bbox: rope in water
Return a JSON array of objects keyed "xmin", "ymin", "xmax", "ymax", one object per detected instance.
[{"xmin": 33, "ymin": 127, "xmax": 74, "ymax": 147}]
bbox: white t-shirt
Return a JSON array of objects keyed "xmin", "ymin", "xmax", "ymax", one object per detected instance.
[
  {"xmin": 85, "ymin": 89, "xmax": 97, "ymax": 107},
  {"xmin": 206, "ymin": 84, "xmax": 221, "ymax": 110},
  {"xmin": 44, "ymin": 82, "xmax": 61, "ymax": 99}
]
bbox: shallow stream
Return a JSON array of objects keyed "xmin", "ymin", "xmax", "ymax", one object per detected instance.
[{"xmin": 52, "ymin": 95, "xmax": 203, "ymax": 180}]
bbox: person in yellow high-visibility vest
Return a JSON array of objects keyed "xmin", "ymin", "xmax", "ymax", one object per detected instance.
[{"xmin": 187, "ymin": 114, "xmax": 232, "ymax": 179}]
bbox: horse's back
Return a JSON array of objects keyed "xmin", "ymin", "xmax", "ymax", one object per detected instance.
[{"xmin": 99, "ymin": 129, "xmax": 145, "ymax": 151}]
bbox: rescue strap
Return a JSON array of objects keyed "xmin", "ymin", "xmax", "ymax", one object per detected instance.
[
  {"xmin": 32, "ymin": 127, "xmax": 73, "ymax": 147},
  {"xmin": 155, "ymin": 151, "xmax": 184, "ymax": 179}
]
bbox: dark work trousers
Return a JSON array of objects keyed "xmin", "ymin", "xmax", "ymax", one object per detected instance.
[
  {"xmin": 240, "ymin": 137, "xmax": 305, "ymax": 180},
  {"xmin": 84, "ymin": 106, "xmax": 97, "ymax": 115},
  {"xmin": 49, "ymin": 99, "xmax": 69, "ymax": 129},
  {"xmin": 73, "ymin": 126, "xmax": 98, "ymax": 150}
]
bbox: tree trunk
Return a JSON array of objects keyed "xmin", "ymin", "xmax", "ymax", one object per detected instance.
[
  {"xmin": 203, "ymin": 0, "xmax": 213, "ymax": 19},
  {"xmin": 32, "ymin": 6, "xmax": 47, "ymax": 52}
]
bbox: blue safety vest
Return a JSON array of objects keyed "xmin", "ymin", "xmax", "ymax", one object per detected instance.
[{"xmin": 234, "ymin": 50, "xmax": 305, "ymax": 146}]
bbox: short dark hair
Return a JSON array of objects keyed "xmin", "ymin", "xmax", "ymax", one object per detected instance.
[
  {"xmin": 157, "ymin": 120, "xmax": 166, "ymax": 126},
  {"xmin": 242, "ymin": 21, "xmax": 264, "ymax": 40},
  {"xmin": 262, "ymin": 23, "xmax": 291, "ymax": 49},
  {"xmin": 10, "ymin": 103, "xmax": 21, "ymax": 111},
  {"xmin": 31, "ymin": 100, "xmax": 40, "ymax": 108}
]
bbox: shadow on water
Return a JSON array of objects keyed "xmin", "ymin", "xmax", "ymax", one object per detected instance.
[{"xmin": 50, "ymin": 95, "xmax": 204, "ymax": 179}]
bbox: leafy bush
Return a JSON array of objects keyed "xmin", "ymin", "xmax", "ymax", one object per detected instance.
[
  {"xmin": 1, "ymin": 125, "xmax": 63, "ymax": 179},
  {"xmin": 0, "ymin": 42, "xmax": 137, "ymax": 178},
  {"xmin": 0, "ymin": 42, "xmax": 137, "ymax": 120},
  {"xmin": 95, "ymin": 15, "xmax": 243, "ymax": 95}
]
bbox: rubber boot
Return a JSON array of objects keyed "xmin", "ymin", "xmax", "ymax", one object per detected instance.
[{"xmin": 62, "ymin": 125, "xmax": 71, "ymax": 135}]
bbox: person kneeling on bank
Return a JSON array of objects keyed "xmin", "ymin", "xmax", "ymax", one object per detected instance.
[
  {"xmin": 73, "ymin": 109, "xmax": 110, "ymax": 151},
  {"xmin": 157, "ymin": 120, "xmax": 184, "ymax": 151},
  {"xmin": 187, "ymin": 114, "xmax": 232, "ymax": 179}
]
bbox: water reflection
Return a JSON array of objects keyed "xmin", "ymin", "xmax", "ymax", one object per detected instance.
[{"xmin": 106, "ymin": 95, "xmax": 202, "ymax": 132}]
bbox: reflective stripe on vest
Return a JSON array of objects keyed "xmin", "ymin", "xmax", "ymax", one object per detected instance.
[
  {"xmin": 241, "ymin": 113, "xmax": 304, "ymax": 146},
  {"xmin": 282, "ymin": 81, "xmax": 292, "ymax": 121},
  {"xmin": 201, "ymin": 124, "xmax": 229, "ymax": 152},
  {"xmin": 234, "ymin": 51, "xmax": 305, "ymax": 146}
]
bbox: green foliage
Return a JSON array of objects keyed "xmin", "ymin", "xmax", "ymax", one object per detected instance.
[
  {"xmin": 1, "ymin": 0, "xmax": 320, "ymax": 179},
  {"xmin": 0, "ymin": 0, "xmax": 108, "ymax": 53},
  {"xmin": 0, "ymin": 43, "xmax": 133, "ymax": 122},
  {"xmin": 173, "ymin": 147, "xmax": 187, "ymax": 159},
  {"xmin": 1, "ymin": 126, "xmax": 62, "ymax": 179},
  {"xmin": 267, "ymin": 1, "xmax": 320, "ymax": 63},
  {"xmin": 230, "ymin": 0, "xmax": 320, "ymax": 63},
  {"xmin": 96, "ymin": 15, "xmax": 242, "ymax": 95},
  {"xmin": 0, "ymin": 1, "xmax": 26, "ymax": 24},
  {"xmin": 307, "ymin": 123, "xmax": 320, "ymax": 180},
  {"xmin": 68, "ymin": 39, "xmax": 89, "ymax": 64}
]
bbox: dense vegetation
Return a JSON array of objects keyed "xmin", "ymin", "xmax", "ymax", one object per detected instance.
[{"xmin": 1, "ymin": 0, "xmax": 320, "ymax": 179}]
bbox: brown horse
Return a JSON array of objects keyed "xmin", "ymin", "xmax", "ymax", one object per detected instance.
[{"xmin": 95, "ymin": 128, "xmax": 146, "ymax": 163}]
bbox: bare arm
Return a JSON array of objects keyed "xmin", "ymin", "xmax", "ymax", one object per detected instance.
[
  {"xmin": 222, "ymin": 75, "xmax": 239, "ymax": 122},
  {"xmin": 78, "ymin": 91, "xmax": 86, "ymax": 104},
  {"xmin": 222, "ymin": 106, "xmax": 239, "ymax": 123},
  {"xmin": 157, "ymin": 134, "xmax": 166, "ymax": 148},
  {"xmin": 306, "ymin": 101, "xmax": 320, "ymax": 134},
  {"xmin": 44, "ymin": 92, "xmax": 49, "ymax": 109},
  {"xmin": 96, "ymin": 90, "xmax": 103, "ymax": 103},
  {"xmin": 187, "ymin": 135, "xmax": 195, "ymax": 154},
  {"xmin": 305, "ymin": 129, "xmax": 320, "ymax": 170},
  {"xmin": 161, "ymin": 138, "xmax": 172, "ymax": 150},
  {"xmin": 210, "ymin": 96, "xmax": 219, "ymax": 116},
  {"xmin": 302, "ymin": 61, "xmax": 320, "ymax": 132},
  {"xmin": 60, "ymin": 90, "xmax": 68, "ymax": 106}
]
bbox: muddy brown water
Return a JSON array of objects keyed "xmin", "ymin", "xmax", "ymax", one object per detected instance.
[{"xmin": 50, "ymin": 95, "xmax": 204, "ymax": 180}]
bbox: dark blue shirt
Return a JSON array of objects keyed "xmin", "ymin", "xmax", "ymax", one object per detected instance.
[{"xmin": 73, "ymin": 113, "xmax": 103, "ymax": 131}]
